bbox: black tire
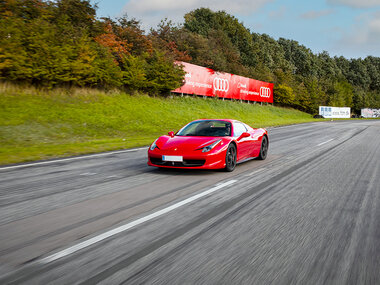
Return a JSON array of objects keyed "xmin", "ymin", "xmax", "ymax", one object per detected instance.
[
  {"xmin": 258, "ymin": 136, "xmax": 268, "ymax": 160},
  {"xmin": 224, "ymin": 143, "xmax": 237, "ymax": 172}
]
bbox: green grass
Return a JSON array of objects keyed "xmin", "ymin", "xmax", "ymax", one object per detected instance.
[{"xmin": 1, "ymin": 83, "xmax": 320, "ymax": 165}]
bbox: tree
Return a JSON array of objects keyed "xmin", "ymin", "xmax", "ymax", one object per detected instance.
[
  {"xmin": 274, "ymin": 84, "xmax": 295, "ymax": 106},
  {"xmin": 121, "ymin": 54, "xmax": 147, "ymax": 90},
  {"xmin": 144, "ymin": 51, "xmax": 185, "ymax": 94},
  {"xmin": 94, "ymin": 22, "xmax": 132, "ymax": 65},
  {"xmin": 150, "ymin": 19, "xmax": 191, "ymax": 62},
  {"xmin": 116, "ymin": 16, "xmax": 153, "ymax": 56},
  {"xmin": 54, "ymin": 0, "xmax": 96, "ymax": 31}
]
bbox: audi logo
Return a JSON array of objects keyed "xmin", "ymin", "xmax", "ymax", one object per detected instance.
[
  {"xmin": 213, "ymin": 77, "xmax": 229, "ymax": 92},
  {"xmin": 260, "ymin": 87, "xmax": 271, "ymax": 98}
]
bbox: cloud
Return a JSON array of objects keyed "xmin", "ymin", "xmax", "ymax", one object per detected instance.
[
  {"xmin": 300, "ymin": 9, "xmax": 334, "ymax": 19},
  {"xmin": 122, "ymin": 0, "xmax": 274, "ymax": 29},
  {"xmin": 334, "ymin": 11, "xmax": 380, "ymax": 57},
  {"xmin": 327, "ymin": 0, "xmax": 380, "ymax": 8},
  {"xmin": 366, "ymin": 15, "xmax": 380, "ymax": 44},
  {"xmin": 269, "ymin": 6, "xmax": 286, "ymax": 18}
]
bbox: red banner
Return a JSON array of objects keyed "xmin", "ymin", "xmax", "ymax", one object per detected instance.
[{"xmin": 172, "ymin": 62, "xmax": 273, "ymax": 103}]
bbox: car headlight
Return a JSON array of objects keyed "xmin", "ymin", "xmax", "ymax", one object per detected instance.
[
  {"xmin": 150, "ymin": 139, "xmax": 159, "ymax": 151},
  {"xmin": 202, "ymin": 139, "xmax": 222, "ymax": 153}
]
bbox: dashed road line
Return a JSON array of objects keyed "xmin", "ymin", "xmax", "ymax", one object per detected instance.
[
  {"xmin": 317, "ymin": 139, "xmax": 334, "ymax": 146},
  {"xmin": 40, "ymin": 179, "xmax": 237, "ymax": 264},
  {"xmin": 79, "ymin": 172, "xmax": 97, "ymax": 176}
]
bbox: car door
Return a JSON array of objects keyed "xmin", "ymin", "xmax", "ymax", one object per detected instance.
[
  {"xmin": 233, "ymin": 122, "xmax": 251, "ymax": 160},
  {"xmin": 245, "ymin": 124, "xmax": 262, "ymax": 157}
]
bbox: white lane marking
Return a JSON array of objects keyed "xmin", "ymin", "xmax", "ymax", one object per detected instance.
[
  {"xmin": 246, "ymin": 168, "xmax": 266, "ymax": 176},
  {"xmin": 40, "ymin": 179, "xmax": 237, "ymax": 264},
  {"xmin": 0, "ymin": 147, "xmax": 147, "ymax": 171},
  {"xmin": 317, "ymin": 139, "xmax": 334, "ymax": 146},
  {"xmin": 106, "ymin": 175, "xmax": 119, "ymax": 179},
  {"xmin": 79, "ymin": 172, "xmax": 97, "ymax": 176}
]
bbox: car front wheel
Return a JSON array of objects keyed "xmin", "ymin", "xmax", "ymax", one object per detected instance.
[{"xmin": 225, "ymin": 144, "xmax": 237, "ymax": 172}]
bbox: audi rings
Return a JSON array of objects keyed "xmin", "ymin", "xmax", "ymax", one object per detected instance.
[
  {"xmin": 260, "ymin": 87, "xmax": 271, "ymax": 98},
  {"xmin": 213, "ymin": 77, "xmax": 229, "ymax": 92}
]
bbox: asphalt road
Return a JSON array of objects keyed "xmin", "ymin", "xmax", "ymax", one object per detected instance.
[{"xmin": 0, "ymin": 120, "xmax": 379, "ymax": 284}]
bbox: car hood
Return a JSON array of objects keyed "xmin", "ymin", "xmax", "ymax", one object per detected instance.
[{"xmin": 156, "ymin": 135, "xmax": 227, "ymax": 151}]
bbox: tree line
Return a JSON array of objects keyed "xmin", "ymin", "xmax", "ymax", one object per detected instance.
[{"xmin": 1, "ymin": 1, "xmax": 379, "ymax": 114}]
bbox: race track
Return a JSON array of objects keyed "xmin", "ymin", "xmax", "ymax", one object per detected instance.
[{"xmin": 1, "ymin": 120, "xmax": 379, "ymax": 284}]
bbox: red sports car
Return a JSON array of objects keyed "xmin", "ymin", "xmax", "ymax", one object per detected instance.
[{"xmin": 147, "ymin": 119, "xmax": 268, "ymax": 171}]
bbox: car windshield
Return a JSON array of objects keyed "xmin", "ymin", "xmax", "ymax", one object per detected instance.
[{"xmin": 176, "ymin": 120, "xmax": 232, "ymax": 137}]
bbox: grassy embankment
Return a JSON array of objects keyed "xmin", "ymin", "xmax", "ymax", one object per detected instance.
[{"xmin": 0, "ymin": 83, "xmax": 320, "ymax": 165}]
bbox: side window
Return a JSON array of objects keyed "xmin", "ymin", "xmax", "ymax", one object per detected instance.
[
  {"xmin": 244, "ymin": 124, "xmax": 251, "ymax": 132},
  {"xmin": 233, "ymin": 123, "xmax": 247, "ymax": 137}
]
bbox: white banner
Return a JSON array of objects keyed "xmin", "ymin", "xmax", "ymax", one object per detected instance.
[
  {"xmin": 361, "ymin": 108, "xmax": 380, "ymax": 118},
  {"xmin": 319, "ymin": 106, "xmax": 351, "ymax": 118}
]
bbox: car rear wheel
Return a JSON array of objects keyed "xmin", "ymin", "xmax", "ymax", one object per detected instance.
[
  {"xmin": 258, "ymin": 136, "xmax": 268, "ymax": 160},
  {"xmin": 225, "ymin": 144, "xmax": 237, "ymax": 172}
]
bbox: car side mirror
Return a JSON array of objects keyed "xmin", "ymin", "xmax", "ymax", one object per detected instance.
[
  {"xmin": 168, "ymin": 131, "xmax": 175, "ymax": 137},
  {"xmin": 238, "ymin": 132, "xmax": 250, "ymax": 140}
]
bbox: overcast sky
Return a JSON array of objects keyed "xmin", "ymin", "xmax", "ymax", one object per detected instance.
[{"xmin": 92, "ymin": 0, "xmax": 380, "ymax": 59}]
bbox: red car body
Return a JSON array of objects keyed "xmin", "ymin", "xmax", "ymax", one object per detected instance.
[{"xmin": 147, "ymin": 119, "xmax": 268, "ymax": 171}]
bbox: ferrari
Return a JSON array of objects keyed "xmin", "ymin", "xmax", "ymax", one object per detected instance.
[{"xmin": 147, "ymin": 119, "xmax": 268, "ymax": 172}]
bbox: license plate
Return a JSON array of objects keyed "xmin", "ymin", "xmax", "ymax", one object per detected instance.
[{"xmin": 162, "ymin": 155, "xmax": 183, "ymax": 162}]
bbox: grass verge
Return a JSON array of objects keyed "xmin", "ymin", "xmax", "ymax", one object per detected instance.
[{"xmin": 1, "ymin": 83, "xmax": 321, "ymax": 165}]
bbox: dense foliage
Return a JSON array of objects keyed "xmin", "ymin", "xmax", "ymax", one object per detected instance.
[
  {"xmin": 0, "ymin": 0, "xmax": 185, "ymax": 94},
  {"xmin": 0, "ymin": 2, "xmax": 379, "ymax": 113}
]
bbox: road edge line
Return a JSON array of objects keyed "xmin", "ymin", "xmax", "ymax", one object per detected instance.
[{"xmin": 0, "ymin": 147, "xmax": 148, "ymax": 171}]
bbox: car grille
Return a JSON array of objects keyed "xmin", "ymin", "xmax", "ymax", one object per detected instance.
[{"xmin": 150, "ymin": 157, "xmax": 205, "ymax": 167}]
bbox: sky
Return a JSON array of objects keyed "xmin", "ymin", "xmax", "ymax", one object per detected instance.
[{"xmin": 92, "ymin": 0, "xmax": 380, "ymax": 59}]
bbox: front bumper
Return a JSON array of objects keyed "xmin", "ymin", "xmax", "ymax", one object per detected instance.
[{"xmin": 147, "ymin": 148, "xmax": 227, "ymax": 169}]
